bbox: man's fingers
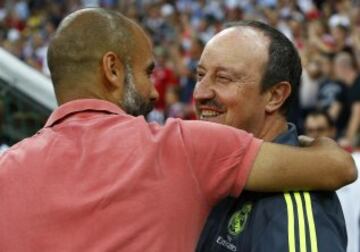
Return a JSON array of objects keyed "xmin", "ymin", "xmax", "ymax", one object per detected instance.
[{"xmin": 298, "ymin": 135, "xmax": 314, "ymax": 147}]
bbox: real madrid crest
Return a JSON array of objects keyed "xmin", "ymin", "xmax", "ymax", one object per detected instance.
[{"xmin": 227, "ymin": 203, "xmax": 252, "ymax": 236}]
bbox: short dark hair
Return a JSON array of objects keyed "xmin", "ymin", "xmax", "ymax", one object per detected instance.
[
  {"xmin": 306, "ymin": 110, "xmax": 335, "ymax": 128},
  {"xmin": 226, "ymin": 20, "xmax": 302, "ymax": 114}
]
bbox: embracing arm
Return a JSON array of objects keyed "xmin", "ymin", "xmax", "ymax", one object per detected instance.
[{"xmin": 245, "ymin": 137, "xmax": 357, "ymax": 191}]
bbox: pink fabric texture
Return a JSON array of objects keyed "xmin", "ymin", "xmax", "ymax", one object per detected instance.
[{"xmin": 0, "ymin": 99, "xmax": 262, "ymax": 251}]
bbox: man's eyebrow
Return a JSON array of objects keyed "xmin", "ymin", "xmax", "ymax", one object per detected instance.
[
  {"xmin": 196, "ymin": 65, "xmax": 241, "ymax": 77},
  {"xmin": 216, "ymin": 66, "xmax": 237, "ymax": 74},
  {"xmin": 196, "ymin": 64, "xmax": 206, "ymax": 71}
]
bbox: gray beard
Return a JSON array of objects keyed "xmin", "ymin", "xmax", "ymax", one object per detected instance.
[{"xmin": 121, "ymin": 66, "xmax": 154, "ymax": 117}]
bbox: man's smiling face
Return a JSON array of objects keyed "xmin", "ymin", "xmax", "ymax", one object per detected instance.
[{"xmin": 194, "ymin": 27, "xmax": 270, "ymax": 135}]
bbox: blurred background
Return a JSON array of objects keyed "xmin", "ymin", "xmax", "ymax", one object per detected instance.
[{"xmin": 1, "ymin": 0, "xmax": 360, "ymax": 148}]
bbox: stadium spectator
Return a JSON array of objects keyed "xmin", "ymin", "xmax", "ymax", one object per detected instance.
[
  {"xmin": 305, "ymin": 110, "xmax": 336, "ymax": 139},
  {"xmin": 152, "ymin": 46, "xmax": 178, "ymax": 111},
  {"xmin": 178, "ymin": 37, "xmax": 205, "ymax": 103},
  {"xmin": 316, "ymin": 54, "xmax": 347, "ymax": 129},
  {"xmin": 164, "ymin": 85, "xmax": 185, "ymax": 119},
  {"xmin": 333, "ymin": 52, "xmax": 360, "ymax": 145},
  {"xmin": 195, "ymin": 21, "xmax": 346, "ymax": 252},
  {"xmin": 0, "ymin": 8, "xmax": 356, "ymax": 252},
  {"xmin": 299, "ymin": 56, "xmax": 322, "ymax": 116},
  {"xmin": 1, "ymin": 0, "xmax": 360, "ymax": 147}
]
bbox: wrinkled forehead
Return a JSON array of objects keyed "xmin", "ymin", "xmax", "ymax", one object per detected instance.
[{"xmin": 200, "ymin": 27, "xmax": 269, "ymax": 72}]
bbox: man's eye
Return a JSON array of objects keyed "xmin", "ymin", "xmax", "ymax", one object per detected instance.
[
  {"xmin": 197, "ymin": 73, "xmax": 204, "ymax": 81},
  {"xmin": 217, "ymin": 76, "xmax": 231, "ymax": 82}
]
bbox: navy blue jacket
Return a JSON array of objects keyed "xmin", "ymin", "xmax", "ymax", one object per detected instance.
[{"xmin": 197, "ymin": 124, "xmax": 347, "ymax": 252}]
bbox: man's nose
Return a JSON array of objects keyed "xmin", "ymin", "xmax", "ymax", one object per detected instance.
[{"xmin": 193, "ymin": 80, "xmax": 215, "ymax": 102}]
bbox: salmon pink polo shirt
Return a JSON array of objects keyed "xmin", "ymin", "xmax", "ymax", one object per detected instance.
[{"xmin": 0, "ymin": 99, "xmax": 262, "ymax": 252}]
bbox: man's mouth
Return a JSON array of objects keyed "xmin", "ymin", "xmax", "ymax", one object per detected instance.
[{"xmin": 199, "ymin": 108, "xmax": 225, "ymax": 120}]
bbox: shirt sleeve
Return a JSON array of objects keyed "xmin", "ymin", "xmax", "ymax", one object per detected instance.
[{"xmin": 179, "ymin": 120, "xmax": 262, "ymax": 206}]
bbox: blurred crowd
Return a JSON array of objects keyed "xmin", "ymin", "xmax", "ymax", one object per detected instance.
[{"xmin": 1, "ymin": 0, "xmax": 360, "ymax": 148}]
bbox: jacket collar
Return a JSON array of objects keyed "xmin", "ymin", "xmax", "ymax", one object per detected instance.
[{"xmin": 272, "ymin": 123, "xmax": 299, "ymax": 146}]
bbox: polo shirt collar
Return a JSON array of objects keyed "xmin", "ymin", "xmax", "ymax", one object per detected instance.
[{"xmin": 45, "ymin": 99, "xmax": 126, "ymax": 128}]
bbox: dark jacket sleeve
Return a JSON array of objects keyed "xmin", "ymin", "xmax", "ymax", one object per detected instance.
[
  {"xmin": 308, "ymin": 192, "xmax": 347, "ymax": 252},
  {"xmin": 250, "ymin": 192, "xmax": 347, "ymax": 252},
  {"xmin": 197, "ymin": 191, "xmax": 346, "ymax": 252}
]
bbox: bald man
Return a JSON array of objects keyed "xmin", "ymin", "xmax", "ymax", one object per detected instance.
[{"xmin": 0, "ymin": 8, "xmax": 356, "ymax": 251}]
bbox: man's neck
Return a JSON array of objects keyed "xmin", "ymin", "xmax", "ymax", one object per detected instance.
[
  {"xmin": 257, "ymin": 114, "xmax": 288, "ymax": 142},
  {"xmin": 56, "ymin": 85, "xmax": 111, "ymax": 106}
]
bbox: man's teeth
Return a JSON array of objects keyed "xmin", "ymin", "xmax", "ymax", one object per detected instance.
[{"xmin": 201, "ymin": 110, "xmax": 221, "ymax": 118}]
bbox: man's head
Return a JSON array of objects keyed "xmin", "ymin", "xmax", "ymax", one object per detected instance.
[
  {"xmin": 194, "ymin": 20, "xmax": 302, "ymax": 137},
  {"xmin": 47, "ymin": 8, "xmax": 159, "ymax": 116},
  {"xmin": 304, "ymin": 111, "xmax": 336, "ymax": 139},
  {"xmin": 333, "ymin": 51, "xmax": 357, "ymax": 85},
  {"xmin": 318, "ymin": 54, "xmax": 334, "ymax": 79}
]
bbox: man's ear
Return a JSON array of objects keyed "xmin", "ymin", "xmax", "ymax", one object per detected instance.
[
  {"xmin": 265, "ymin": 81, "xmax": 292, "ymax": 114},
  {"xmin": 101, "ymin": 51, "xmax": 125, "ymax": 89}
]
